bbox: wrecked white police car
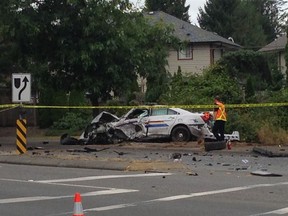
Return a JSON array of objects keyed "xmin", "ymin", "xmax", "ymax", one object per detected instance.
[{"xmin": 76, "ymin": 107, "xmax": 240, "ymax": 144}]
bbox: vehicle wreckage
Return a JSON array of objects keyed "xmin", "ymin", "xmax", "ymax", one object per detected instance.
[{"xmin": 62, "ymin": 107, "xmax": 239, "ymax": 145}]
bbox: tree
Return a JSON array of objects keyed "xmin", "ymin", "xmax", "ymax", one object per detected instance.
[
  {"xmin": 160, "ymin": 64, "xmax": 242, "ymax": 105},
  {"xmin": 233, "ymin": 1, "xmax": 267, "ymax": 48},
  {"xmin": 198, "ymin": 0, "xmax": 241, "ymax": 39},
  {"xmin": 217, "ymin": 50, "xmax": 272, "ymax": 93},
  {"xmin": 0, "ymin": 0, "xmax": 21, "ymax": 86},
  {"xmin": 144, "ymin": 0, "xmax": 190, "ymax": 22},
  {"xmin": 7, "ymin": 0, "xmax": 178, "ymax": 117},
  {"xmin": 198, "ymin": 0, "xmax": 287, "ymax": 48},
  {"xmin": 249, "ymin": 0, "xmax": 287, "ymax": 42},
  {"xmin": 286, "ymin": 27, "xmax": 288, "ymax": 86}
]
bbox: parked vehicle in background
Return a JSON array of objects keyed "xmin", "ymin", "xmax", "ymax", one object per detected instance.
[{"xmin": 77, "ymin": 107, "xmax": 240, "ymax": 144}]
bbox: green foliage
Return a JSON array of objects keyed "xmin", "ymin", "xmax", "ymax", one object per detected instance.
[
  {"xmin": 225, "ymin": 89, "xmax": 288, "ymax": 142},
  {"xmin": 225, "ymin": 109, "xmax": 260, "ymax": 142},
  {"xmin": 38, "ymin": 89, "xmax": 90, "ymax": 128},
  {"xmin": 38, "ymin": 88, "xmax": 66, "ymax": 128},
  {"xmin": 6, "ymin": 0, "xmax": 178, "ymax": 111},
  {"xmin": 51, "ymin": 111, "xmax": 91, "ymax": 132},
  {"xmin": 159, "ymin": 57, "xmax": 288, "ymax": 143},
  {"xmin": 233, "ymin": 1, "xmax": 267, "ymax": 48},
  {"xmin": 245, "ymin": 76, "xmax": 255, "ymax": 101},
  {"xmin": 104, "ymin": 99, "xmax": 130, "ymax": 117},
  {"xmin": 144, "ymin": 0, "xmax": 190, "ymax": 22},
  {"xmin": 160, "ymin": 64, "xmax": 242, "ymax": 105},
  {"xmin": 263, "ymin": 89, "xmax": 288, "ymax": 129},
  {"xmin": 218, "ymin": 50, "xmax": 272, "ymax": 94},
  {"xmin": 286, "ymin": 29, "xmax": 288, "ymax": 85},
  {"xmin": 262, "ymin": 52, "xmax": 285, "ymax": 91},
  {"xmin": 198, "ymin": 0, "xmax": 240, "ymax": 39},
  {"xmin": 145, "ymin": 69, "xmax": 170, "ymax": 103},
  {"xmin": 198, "ymin": 0, "xmax": 287, "ymax": 48}
]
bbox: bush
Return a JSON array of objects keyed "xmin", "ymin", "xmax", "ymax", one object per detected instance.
[
  {"xmin": 257, "ymin": 122, "xmax": 288, "ymax": 145},
  {"xmin": 51, "ymin": 112, "xmax": 90, "ymax": 130},
  {"xmin": 160, "ymin": 64, "xmax": 242, "ymax": 105},
  {"xmin": 38, "ymin": 89, "xmax": 92, "ymax": 129},
  {"xmin": 226, "ymin": 109, "xmax": 260, "ymax": 142}
]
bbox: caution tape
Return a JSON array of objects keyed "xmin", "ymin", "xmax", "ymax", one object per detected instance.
[
  {"xmin": 0, "ymin": 104, "xmax": 20, "ymax": 109},
  {"xmin": 0, "ymin": 104, "xmax": 20, "ymax": 113},
  {"xmin": 1, "ymin": 103, "xmax": 288, "ymax": 109}
]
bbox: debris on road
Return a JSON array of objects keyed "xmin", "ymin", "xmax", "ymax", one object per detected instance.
[
  {"xmin": 66, "ymin": 147, "xmax": 110, "ymax": 153},
  {"xmin": 186, "ymin": 171, "xmax": 198, "ymax": 176},
  {"xmin": 60, "ymin": 133, "xmax": 79, "ymax": 145},
  {"xmin": 84, "ymin": 147, "xmax": 110, "ymax": 152},
  {"xmin": 27, "ymin": 146, "xmax": 44, "ymax": 150},
  {"xmin": 170, "ymin": 152, "xmax": 182, "ymax": 160},
  {"xmin": 253, "ymin": 147, "xmax": 288, "ymax": 157},
  {"xmin": 114, "ymin": 150, "xmax": 127, "ymax": 156},
  {"xmin": 251, "ymin": 170, "xmax": 283, "ymax": 177}
]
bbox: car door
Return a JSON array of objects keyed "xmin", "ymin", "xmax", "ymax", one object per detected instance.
[{"xmin": 144, "ymin": 108, "xmax": 178, "ymax": 136}]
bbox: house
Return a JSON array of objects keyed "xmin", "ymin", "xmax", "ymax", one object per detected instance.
[
  {"xmin": 144, "ymin": 11, "xmax": 241, "ymax": 76},
  {"xmin": 259, "ymin": 34, "xmax": 287, "ymax": 79}
]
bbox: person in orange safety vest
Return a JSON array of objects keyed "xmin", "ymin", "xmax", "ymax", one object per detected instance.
[{"xmin": 212, "ymin": 96, "xmax": 227, "ymax": 141}]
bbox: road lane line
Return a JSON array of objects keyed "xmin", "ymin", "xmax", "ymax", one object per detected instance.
[
  {"xmin": 250, "ymin": 207, "xmax": 288, "ymax": 215},
  {"xmin": 85, "ymin": 181, "xmax": 288, "ymax": 212},
  {"xmin": 0, "ymin": 178, "xmax": 113, "ymax": 189},
  {"xmin": 0, "ymin": 189, "xmax": 138, "ymax": 204},
  {"xmin": 36, "ymin": 173, "xmax": 173, "ymax": 183}
]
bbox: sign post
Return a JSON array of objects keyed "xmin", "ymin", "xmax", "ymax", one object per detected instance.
[{"xmin": 12, "ymin": 74, "xmax": 31, "ymax": 154}]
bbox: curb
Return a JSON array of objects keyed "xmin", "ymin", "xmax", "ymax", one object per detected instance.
[
  {"xmin": 0, "ymin": 155, "xmax": 131, "ymax": 171},
  {"xmin": 0, "ymin": 153, "xmax": 185, "ymax": 172}
]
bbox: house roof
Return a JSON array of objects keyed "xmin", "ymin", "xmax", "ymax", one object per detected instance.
[
  {"xmin": 144, "ymin": 11, "xmax": 241, "ymax": 48},
  {"xmin": 259, "ymin": 34, "xmax": 287, "ymax": 52}
]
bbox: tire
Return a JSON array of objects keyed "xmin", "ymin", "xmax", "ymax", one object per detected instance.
[
  {"xmin": 171, "ymin": 126, "xmax": 191, "ymax": 142},
  {"xmin": 204, "ymin": 141, "xmax": 226, "ymax": 151}
]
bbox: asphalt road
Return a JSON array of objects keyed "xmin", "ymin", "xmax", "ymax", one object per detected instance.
[
  {"xmin": 1, "ymin": 134, "xmax": 288, "ymax": 215},
  {"xmin": 1, "ymin": 162, "xmax": 288, "ymax": 216}
]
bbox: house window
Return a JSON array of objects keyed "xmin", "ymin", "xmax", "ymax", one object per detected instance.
[{"xmin": 178, "ymin": 45, "xmax": 193, "ymax": 60}]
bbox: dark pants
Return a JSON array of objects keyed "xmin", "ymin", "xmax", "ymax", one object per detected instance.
[{"xmin": 212, "ymin": 120, "xmax": 226, "ymax": 141}]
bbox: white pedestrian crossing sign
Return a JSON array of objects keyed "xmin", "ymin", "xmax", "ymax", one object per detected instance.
[{"xmin": 12, "ymin": 73, "xmax": 31, "ymax": 103}]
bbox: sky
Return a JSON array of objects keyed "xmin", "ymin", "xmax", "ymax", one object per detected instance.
[{"xmin": 130, "ymin": 0, "xmax": 206, "ymax": 25}]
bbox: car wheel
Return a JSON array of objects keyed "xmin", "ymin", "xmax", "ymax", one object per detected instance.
[
  {"xmin": 171, "ymin": 126, "xmax": 191, "ymax": 142},
  {"xmin": 204, "ymin": 141, "xmax": 226, "ymax": 151}
]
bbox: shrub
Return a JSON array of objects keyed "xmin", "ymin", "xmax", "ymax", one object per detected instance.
[{"xmin": 257, "ymin": 122, "xmax": 288, "ymax": 146}]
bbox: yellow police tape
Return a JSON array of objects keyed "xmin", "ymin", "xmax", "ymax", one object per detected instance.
[{"xmin": 1, "ymin": 103, "xmax": 288, "ymax": 109}]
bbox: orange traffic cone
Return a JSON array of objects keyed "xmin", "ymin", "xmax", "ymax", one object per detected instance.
[{"xmin": 73, "ymin": 193, "xmax": 84, "ymax": 216}]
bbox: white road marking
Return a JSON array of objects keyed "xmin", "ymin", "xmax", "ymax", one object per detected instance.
[
  {"xmin": 250, "ymin": 207, "xmax": 288, "ymax": 215},
  {"xmin": 0, "ymin": 189, "xmax": 138, "ymax": 204},
  {"xmin": 0, "ymin": 178, "xmax": 112, "ymax": 190},
  {"xmin": 85, "ymin": 181, "xmax": 288, "ymax": 212},
  {"xmin": 2, "ymin": 173, "xmax": 287, "ymax": 215},
  {"xmin": 36, "ymin": 173, "xmax": 173, "ymax": 183}
]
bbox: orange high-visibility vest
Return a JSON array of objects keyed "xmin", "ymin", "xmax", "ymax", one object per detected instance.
[{"xmin": 214, "ymin": 101, "xmax": 227, "ymax": 121}]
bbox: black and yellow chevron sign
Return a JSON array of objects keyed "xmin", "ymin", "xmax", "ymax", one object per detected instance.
[{"xmin": 16, "ymin": 119, "xmax": 27, "ymax": 154}]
